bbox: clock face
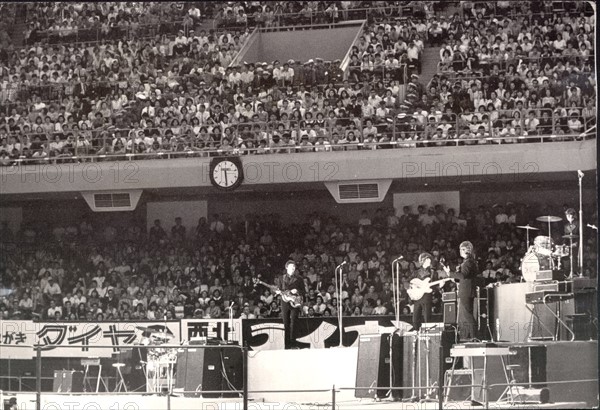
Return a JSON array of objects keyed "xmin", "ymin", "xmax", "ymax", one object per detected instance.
[{"xmin": 211, "ymin": 159, "xmax": 242, "ymax": 189}]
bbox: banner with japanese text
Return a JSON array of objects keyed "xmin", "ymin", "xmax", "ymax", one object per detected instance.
[
  {"xmin": 0, "ymin": 320, "xmax": 181, "ymax": 359},
  {"xmin": 241, "ymin": 315, "xmax": 439, "ymax": 351},
  {"xmin": 179, "ymin": 318, "xmax": 243, "ymax": 344}
]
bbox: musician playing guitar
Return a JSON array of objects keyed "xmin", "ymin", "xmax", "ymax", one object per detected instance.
[
  {"xmin": 281, "ymin": 260, "xmax": 305, "ymax": 349},
  {"xmin": 411, "ymin": 252, "xmax": 438, "ymax": 331}
]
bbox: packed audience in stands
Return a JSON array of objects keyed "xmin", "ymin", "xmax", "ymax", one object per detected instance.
[
  {"xmin": 0, "ymin": 1, "xmax": 594, "ymax": 165},
  {"xmin": 0, "ymin": 202, "xmax": 596, "ymax": 321}
]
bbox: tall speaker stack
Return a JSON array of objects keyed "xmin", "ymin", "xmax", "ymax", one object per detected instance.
[
  {"xmin": 355, "ymin": 334, "xmax": 401, "ymax": 399},
  {"xmin": 355, "ymin": 325, "xmax": 456, "ymax": 401},
  {"xmin": 174, "ymin": 346, "xmax": 243, "ymax": 398}
]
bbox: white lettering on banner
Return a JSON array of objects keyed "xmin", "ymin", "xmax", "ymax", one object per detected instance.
[
  {"xmin": 296, "ymin": 321, "xmax": 337, "ymax": 348},
  {"xmin": 0, "ymin": 320, "xmax": 180, "ymax": 359},
  {"xmin": 249, "ymin": 323, "xmax": 285, "ymax": 350},
  {"xmin": 247, "ymin": 319, "xmax": 413, "ymax": 350},
  {"xmin": 180, "ymin": 319, "xmax": 242, "ymax": 343}
]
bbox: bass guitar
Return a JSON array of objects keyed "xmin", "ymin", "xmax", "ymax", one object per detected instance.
[{"xmin": 252, "ymin": 278, "xmax": 304, "ymax": 308}]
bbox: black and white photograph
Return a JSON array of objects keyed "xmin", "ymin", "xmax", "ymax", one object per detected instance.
[{"xmin": 0, "ymin": 1, "xmax": 597, "ymax": 409}]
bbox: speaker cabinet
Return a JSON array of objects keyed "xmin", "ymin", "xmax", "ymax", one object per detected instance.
[
  {"xmin": 355, "ymin": 334, "xmax": 404, "ymax": 399},
  {"xmin": 444, "ymin": 301, "xmax": 457, "ymax": 325},
  {"xmin": 573, "ymin": 290, "xmax": 598, "ymax": 340},
  {"xmin": 393, "ymin": 334, "xmax": 418, "ymax": 398},
  {"xmin": 175, "ymin": 347, "xmax": 243, "ymax": 398},
  {"xmin": 355, "ymin": 334, "xmax": 391, "ymax": 399},
  {"xmin": 53, "ymin": 370, "xmax": 84, "ymax": 393}
]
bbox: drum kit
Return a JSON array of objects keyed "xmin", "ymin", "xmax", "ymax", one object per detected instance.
[
  {"xmin": 137, "ymin": 326, "xmax": 177, "ymax": 393},
  {"xmin": 518, "ymin": 215, "xmax": 579, "ymax": 281}
]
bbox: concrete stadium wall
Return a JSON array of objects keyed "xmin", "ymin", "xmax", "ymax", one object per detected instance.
[
  {"xmin": 1, "ymin": 140, "xmax": 595, "ymax": 195},
  {"xmin": 242, "ymin": 25, "xmax": 360, "ymax": 63}
]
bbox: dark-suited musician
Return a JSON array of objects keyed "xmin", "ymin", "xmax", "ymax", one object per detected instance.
[
  {"xmin": 564, "ymin": 208, "xmax": 579, "ymax": 236},
  {"xmin": 281, "ymin": 260, "xmax": 304, "ymax": 349},
  {"xmin": 444, "ymin": 241, "xmax": 477, "ymax": 340},
  {"xmin": 411, "ymin": 252, "xmax": 438, "ymax": 331},
  {"xmin": 563, "ymin": 208, "xmax": 579, "ymax": 274}
]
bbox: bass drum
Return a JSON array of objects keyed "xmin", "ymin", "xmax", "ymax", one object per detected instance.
[{"xmin": 521, "ymin": 251, "xmax": 552, "ymax": 282}]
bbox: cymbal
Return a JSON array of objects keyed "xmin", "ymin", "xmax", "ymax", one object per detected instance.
[
  {"xmin": 536, "ymin": 215, "xmax": 562, "ymax": 223},
  {"xmin": 562, "ymin": 234, "xmax": 579, "ymax": 239},
  {"xmin": 517, "ymin": 225, "xmax": 539, "ymax": 230},
  {"xmin": 137, "ymin": 326, "xmax": 173, "ymax": 337},
  {"xmin": 152, "ymin": 333, "xmax": 174, "ymax": 341}
]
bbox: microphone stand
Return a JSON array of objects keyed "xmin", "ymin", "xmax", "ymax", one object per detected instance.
[
  {"xmin": 228, "ymin": 302, "xmax": 235, "ymax": 333},
  {"xmin": 335, "ymin": 262, "xmax": 345, "ymax": 347},
  {"xmin": 162, "ymin": 314, "xmax": 173, "ymax": 395},
  {"xmin": 578, "ymin": 170, "xmax": 584, "ymax": 275},
  {"xmin": 389, "ymin": 258, "xmax": 402, "ymax": 401}
]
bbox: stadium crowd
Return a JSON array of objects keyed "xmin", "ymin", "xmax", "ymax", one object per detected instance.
[
  {"xmin": 0, "ymin": 201, "xmax": 596, "ymax": 322},
  {"xmin": 0, "ymin": 1, "xmax": 594, "ymax": 164}
]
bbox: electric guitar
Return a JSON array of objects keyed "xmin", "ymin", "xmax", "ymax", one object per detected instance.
[
  {"xmin": 407, "ymin": 277, "xmax": 454, "ymax": 301},
  {"xmin": 407, "ymin": 257, "xmax": 454, "ymax": 301},
  {"xmin": 252, "ymin": 278, "xmax": 303, "ymax": 308}
]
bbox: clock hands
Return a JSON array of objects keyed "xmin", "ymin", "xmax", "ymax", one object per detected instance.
[{"xmin": 221, "ymin": 166, "xmax": 229, "ymax": 186}]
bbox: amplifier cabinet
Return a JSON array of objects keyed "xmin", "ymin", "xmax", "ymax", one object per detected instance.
[
  {"xmin": 355, "ymin": 334, "xmax": 390, "ymax": 399},
  {"xmin": 174, "ymin": 347, "xmax": 243, "ymax": 398},
  {"xmin": 53, "ymin": 370, "xmax": 84, "ymax": 393},
  {"xmin": 443, "ymin": 301, "xmax": 457, "ymax": 325}
]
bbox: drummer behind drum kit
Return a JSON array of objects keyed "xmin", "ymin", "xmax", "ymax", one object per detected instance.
[
  {"xmin": 136, "ymin": 326, "xmax": 178, "ymax": 393},
  {"xmin": 518, "ymin": 215, "xmax": 579, "ymax": 282}
]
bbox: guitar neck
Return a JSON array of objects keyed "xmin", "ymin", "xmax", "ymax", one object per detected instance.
[
  {"xmin": 427, "ymin": 278, "xmax": 451, "ymax": 288},
  {"xmin": 256, "ymin": 280, "xmax": 279, "ymax": 292}
]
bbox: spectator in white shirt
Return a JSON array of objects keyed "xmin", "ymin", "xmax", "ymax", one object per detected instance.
[
  {"xmin": 47, "ymin": 300, "xmax": 62, "ymax": 319},
  {"xmin": 44, "ymin": 277, "xmax": 62, "ymax": 297},
  {"xmin": 419, "ymin": 208, "xmax": 438, "ymax": 226},
  {"xmin": 358, "ymin": 210, "xmax": 371, "ymax": 226},
  {"xmin": 495, "ymin": 206, "xmax": 509, "ymax": 224}
]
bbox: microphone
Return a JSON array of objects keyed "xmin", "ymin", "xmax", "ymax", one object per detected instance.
[
  {"xmin": 578, "ymin": 170, "xmax": 584, "ymax": 178},
  {"xmin": 587, "ymin": 224, "xmax": 598, "ymax": 231},
  {"xmin": 393, "ymin": 255, "xmax": 404, "ymax": 262},
  {"xmin": 338, "ymin": 261, "xmax": 348, "ymax": 268}
]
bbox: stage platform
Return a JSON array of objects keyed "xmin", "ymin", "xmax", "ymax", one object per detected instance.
[
  {"xmin": 2, "ymin": 341, "xmax": 596, "ymax": 409},
  {"xmin": 0, "ymin": 393, "xmax": 589, "ymax": 410}
]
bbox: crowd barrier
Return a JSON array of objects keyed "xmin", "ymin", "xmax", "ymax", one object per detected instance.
[{"xmin": 25, "ymin": 21, "xmax": 186, "ymax": 46}]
